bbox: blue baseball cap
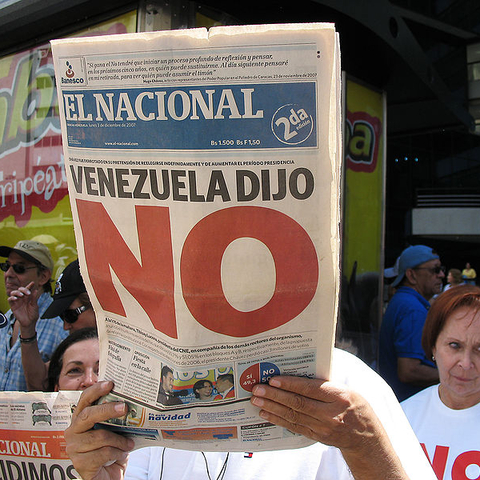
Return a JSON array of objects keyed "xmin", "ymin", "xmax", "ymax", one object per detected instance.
[{"xmin": 391, "ymin": 245, "xmax": 439, "ymax": 287}]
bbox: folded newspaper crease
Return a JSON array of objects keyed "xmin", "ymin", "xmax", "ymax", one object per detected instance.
[{"xmin": 0, "ymin": 22, "xmax": 341, "ymax": 462}]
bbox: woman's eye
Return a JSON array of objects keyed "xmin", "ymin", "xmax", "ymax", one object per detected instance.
[
  {"xmin": 66, "ymin": 368, "xmax": 83, "ymax": 375},
  {"xmin": 449, "ymin": 342, "xmax": 460, "ymax": 349}
]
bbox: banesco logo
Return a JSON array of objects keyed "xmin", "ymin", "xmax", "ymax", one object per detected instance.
[
  {"xmin": 62, "ymin": 60, "xmax": 84, "ymax": 84},
  {"xmin": 65, "ymin": 61, "xmax": 75, "ymax": 78}
]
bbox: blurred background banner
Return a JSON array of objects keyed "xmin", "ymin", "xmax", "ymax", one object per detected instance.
[
  {"xmin": 340, "ymin": 77, "xmax": 386, "ymax": 365},
  {"xmin": 0, "ymin": 11, "xmax": 137, "ymax": 313}
]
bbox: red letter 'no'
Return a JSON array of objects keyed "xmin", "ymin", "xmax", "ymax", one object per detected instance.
[{"xmin": 77, "ymin": 201, "xmax": 318, "ymax": 339}]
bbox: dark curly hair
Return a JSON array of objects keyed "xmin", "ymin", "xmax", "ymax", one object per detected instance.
[{"xmin": 193, "ymin": 379, "xmax": 213, "ymax": 398}]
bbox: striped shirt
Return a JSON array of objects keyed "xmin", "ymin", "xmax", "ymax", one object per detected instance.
[{"xmin": 0, "ymin": 292, "xmax": 68, "ymax": 391}]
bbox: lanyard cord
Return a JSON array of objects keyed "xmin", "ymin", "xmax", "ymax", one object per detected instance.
[
  {"xmin": 159, "ymin": 447, "xmax": 167, "ymax": 479},
  {"xmin": 159, "ymin": 448, "xmax": 230, "ymax": 480},
  {"xmin": 202, "ymin": 452, "xmax": 230, "ymax": 480}
]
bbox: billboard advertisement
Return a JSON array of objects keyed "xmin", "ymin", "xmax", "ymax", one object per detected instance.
[{"xmin": 340, "ymin": 77, "xmax": 386, "ymax": 364}]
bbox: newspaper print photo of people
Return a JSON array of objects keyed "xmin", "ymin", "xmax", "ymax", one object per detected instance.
[{"xmin": 156, "ymin": 364, "xmax": 236, "ymax": 406}]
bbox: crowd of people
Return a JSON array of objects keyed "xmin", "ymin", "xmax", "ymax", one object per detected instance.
[
  {"xmin": 380, "ymin": 244, "xmax": 480, "ymax": 480},
  {"xmin": 380, "ymin": 246, "xmax": 478, "ymax": 400},
  {"xmin": 1, "ymin": 237, "xmax": 479, "ymax": 479}
]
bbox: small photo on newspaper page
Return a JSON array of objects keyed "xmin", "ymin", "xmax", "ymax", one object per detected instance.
[{"xmin": 51, "ymin": 22, "xmax": 342, "ymax": 452}]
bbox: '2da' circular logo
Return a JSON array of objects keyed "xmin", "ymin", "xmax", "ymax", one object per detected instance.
[{"xmin": 271, "ymin": 103, "xmax": 314, "ymax": 145}]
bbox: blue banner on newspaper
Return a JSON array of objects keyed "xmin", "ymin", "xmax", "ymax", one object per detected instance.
[{"xmin": 62, "ymin": 82, "xmax": 317, "ymax": 150}]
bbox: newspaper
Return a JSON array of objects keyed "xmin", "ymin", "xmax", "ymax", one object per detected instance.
[
  {"xmin": 51, "ymin": 23, "xmax": 342, "ymax": 452},
  {"xmin": 0, "ymin": 391, "xmax": 81, "ymax": 479}
]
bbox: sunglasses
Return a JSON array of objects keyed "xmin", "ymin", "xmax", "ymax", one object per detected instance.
[
  {"xmin": 414, "ymin": 265, "xmax": 446, "ymax": 275},
  {"xmin": 60, "ymin": 305, "xmax": 91, "ymax": 324},
  {"xmin": 0, "ymin": 262, "xmax": 38, "ymax": 274}
]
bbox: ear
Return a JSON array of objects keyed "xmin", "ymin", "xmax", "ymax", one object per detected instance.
[
  {"xmin": 37, "ymin": 268, "xmax": 51, "ymax": 288},
  {"xmin": 404, "ymin": 268, "xmax": 417, "ymax": 285}
]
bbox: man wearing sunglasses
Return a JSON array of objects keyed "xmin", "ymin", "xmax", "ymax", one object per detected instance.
[
  {"xmin": 7, "ymin": 258, "xmax": 96, "ymax": 391},
  {"xmin": 41, "ymin": 259, "xmax": 96, "ymax": 332},
  {"xmin": 0, "ymin": 240, "xmax": 68, "ymax": 391},
  {"xmin": 379, "ymin": 245, "xmax": 444, "ymax": 401}
]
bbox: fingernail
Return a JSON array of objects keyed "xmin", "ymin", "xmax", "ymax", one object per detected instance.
[
  {"xmin": 252, "ymin": 384, "xmax": 266, "ymax": 396},
  {"xmin": 269, "ymin": 378, "xmax": 281, "ymax": 387},
  {"xmin": 251, "ymin": 396, "xmax": 264, "ymax": 407},
  {"xmin": 114, "ymin": 402, "xmax": 127, "ymax": 413}
]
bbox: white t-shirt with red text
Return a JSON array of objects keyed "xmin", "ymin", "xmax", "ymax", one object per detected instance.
[
  {"xmin": 402, "ymin": 384, "xmax": 480, "ymax": 480},
  {"xmin": 125, "ymin": 349, "xmax": 436, "ymax": 480}
]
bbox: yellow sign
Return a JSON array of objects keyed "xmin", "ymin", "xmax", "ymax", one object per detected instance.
[{"xmin": 343, "ymin": 79, "xmax": 385, "ymax": 277}]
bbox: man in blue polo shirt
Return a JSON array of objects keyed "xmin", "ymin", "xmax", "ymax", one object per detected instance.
[
  {"xmin": 379, "ymin": 245, "xmax": 443, "ymax": 401},
  {"xmin": 0, "ymin": 240, "xmax": 68, "ymax": 391}
]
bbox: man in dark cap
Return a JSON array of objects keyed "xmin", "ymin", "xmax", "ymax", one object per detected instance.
[
  {"xmin": 0, "ymin": 240, "xmax": 68, "ymax": 391},
  {"xmin": 42, "ymin": 259, "xmax": 96, "ymax": 332},
  {"xmin": 379, "ymin": 245, "xmax": 443, "ymax": 401},
  {"xmin": 7, "ymin": 258, "xmax": 96, "ymax": 390}
]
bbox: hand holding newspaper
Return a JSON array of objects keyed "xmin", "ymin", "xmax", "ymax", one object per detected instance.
[{"xmin": 0, "ymin": 23, "xmax": 341, "ymax": 465}]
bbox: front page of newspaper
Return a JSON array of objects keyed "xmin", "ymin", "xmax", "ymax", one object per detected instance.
[
  {"xmin": 51, "ymin": 23, "xmax": 341, "ymax": 452},
  {"xmin": 0, "ymin": 391, "xmax": 81, "ymax": 479}
]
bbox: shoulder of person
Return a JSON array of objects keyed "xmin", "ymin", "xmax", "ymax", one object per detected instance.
[
  {"xmin": 332, "ymin": 349, "xmax": 388, "ymax": 393},
  {"xmin": 401, "ymin": 384, "xmax": 436, "ymax": 407}
]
